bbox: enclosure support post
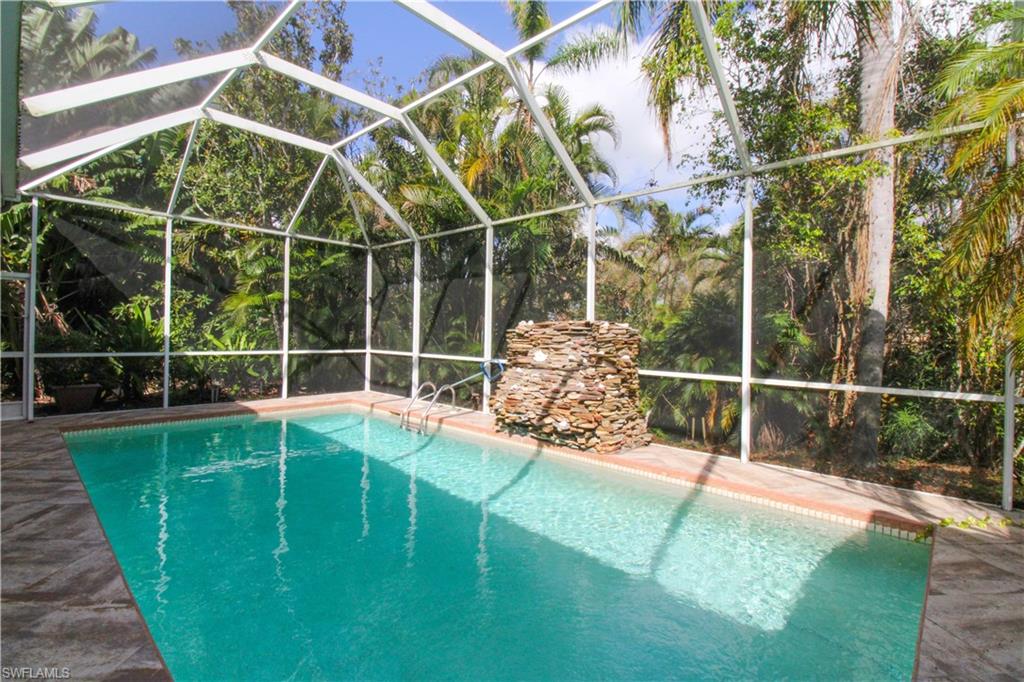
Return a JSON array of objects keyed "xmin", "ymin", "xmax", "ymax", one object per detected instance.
[
  {"xmin": 482, "ymin": 226, "xmax": 494, "ymax": 414},
  {"xmin": 281, "ymin": 236, "xmax": 291, "ymax": 399},
  {"xmin": 21, "ymin": 276, "xmax": 30, "ymax": 418},
  {"xmin": 411, "ymin": 240, "xmax": 422, "ymax": 397},
  {"xmin": 586, "ymin": 207, "xmax": 597, "ymax": 322},
  {"xmin": 1003, "ymin": 125, "xmax": 1017, "ymax": 511},
  {"xmin": 740, "ymin": 177, "xmax": 754, "ymax": 463},
  {"xmin": 365, "ymin": 249, "xmax": 373, "ymax": 392},
  {"xmin": 161, "ymin": 121, "xmax": 199, "ymax": 409},
  {"xmin": 26, "ymin": 198, "xmax": 38, "ymax": 421},
  {"xmin": 162, "ymin": 218, "xmax": 173, "ymax": 408}
]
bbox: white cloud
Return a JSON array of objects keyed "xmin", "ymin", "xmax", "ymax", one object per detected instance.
[{"xmin": 536, "ymin": 23, "xmax": 724, "ymax": 195}]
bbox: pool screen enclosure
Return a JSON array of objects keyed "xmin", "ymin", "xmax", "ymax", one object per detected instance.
[{"xmin": 1, "ymin": 0, "xmax": 1020, "ymax": 510}]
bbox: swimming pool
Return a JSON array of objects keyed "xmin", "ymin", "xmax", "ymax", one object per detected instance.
[{"xmin": 66, "ymin": 409, "xmax": 930, "ymax": 680}]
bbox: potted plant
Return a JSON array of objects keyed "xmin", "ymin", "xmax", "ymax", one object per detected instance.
[
  {"xmin": 36, "ymin": 329, "xmax": 113, "ymax": 413},
  {"xmin": 37, "ymin": 356, "xmax": 109, "ymax": 413}
]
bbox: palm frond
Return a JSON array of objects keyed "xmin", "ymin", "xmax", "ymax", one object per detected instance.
[{"xmin": 547, "ymin": 29, "xmax": 626, "ymax": 73}]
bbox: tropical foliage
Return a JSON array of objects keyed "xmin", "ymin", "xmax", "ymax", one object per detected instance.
[{"xmin": 933, "ymin": 3, "xmax": 1024, "ymax": 365}]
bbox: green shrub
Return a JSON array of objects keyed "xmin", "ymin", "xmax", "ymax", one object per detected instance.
[{"xmin": 880, "ymin": 404, "xmax": 942, "ymax": 460}]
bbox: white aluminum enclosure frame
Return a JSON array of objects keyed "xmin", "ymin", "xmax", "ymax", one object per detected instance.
[
  {"xmin": 11, "ymin": 1, "xmax": 1020, "ymax": 510},
  {"xmin": 0, "ymin": 270, "xmax": 31, "ymax": 420}
]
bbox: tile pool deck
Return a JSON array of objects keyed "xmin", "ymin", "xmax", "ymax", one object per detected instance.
[{"xmin": 1, "ymin": 390, "xmax": 1020, "ymax": 679}]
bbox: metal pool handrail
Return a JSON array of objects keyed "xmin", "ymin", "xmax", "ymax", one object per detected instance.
[
  {"xmin": 415, "ymin": 360, "xmax": 506, "ymax": 433},
  {"xmin": 401, "ymin": 382, "xmax": 436, "ymax": 430},
  {"xmin": 417, "ymin": 383, "xmax": 458, "ymax": 434}
]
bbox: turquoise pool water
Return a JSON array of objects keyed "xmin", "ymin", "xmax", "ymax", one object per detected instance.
[{"xmin": 67, "ymin": 410, "xmax": 930, "ymax": 681}]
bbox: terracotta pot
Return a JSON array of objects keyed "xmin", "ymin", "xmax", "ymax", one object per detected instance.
[{"xmin": 53, "ymin": 383, "xmax": 101, "ymax": 414}]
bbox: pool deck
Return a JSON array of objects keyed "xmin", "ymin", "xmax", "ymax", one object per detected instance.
[
  {"xmin": 914, "ymin": 524, "xmax": 1023, "ymax": 681},
  {"xmin": 1, "ymin": 390, "xmax": 1020, "ymax": 679}
]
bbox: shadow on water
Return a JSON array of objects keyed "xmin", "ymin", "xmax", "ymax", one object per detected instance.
[
  {"xmin": 385, "ymin": 430, "xmax": 442, "ymax": 465},
  {"xmin": 485, "ymin": 446, "xmax": 541, "ymax": 504},
  {"xmin": 649, "ymin": 455, "xmax": 718, "ymax": 575}
]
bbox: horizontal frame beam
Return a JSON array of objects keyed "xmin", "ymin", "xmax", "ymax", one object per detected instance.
[
  {"xmin": 202, "ymin": 108, "xmax": 333, "ymax": 155},
  {"xmin": 639, "ymin": 368, "xmax": 742, "ymax": 383},
  {"xmin": 45, "ymin": 1, "xmax": 111, "ymax": 8},
  {"xmin": 23, "ymin": 191, "xmax": 367, "ymax": 249},
  {"xmin": 171, "ymin": 350, "xmax": 280, "ymax": 357},
  {"xmin": 636, "ymin": 368, "xmax": 1020, "ymax": 405},
  {"xmin": 34, "ymin": 349, "xmax": 372, "ymax": 358},
  {"xmin": 27, "ymin": 119, "xmax": 982, "ymax": 254},
  {"xmin": 419, "ymin": 352, "xmax": 485, "ymax": 363},
  {"xmin": 367, "ymin": 349, "xmax": 414, "ymax": 358},
  {"xmin": 21, "ymin": 49, "xmax": 256, "ymax": 117},
  {"xmin": 753, "ymin": 122, "xmax": 985, "ymax": 173},
  {"xmin": 19, "ymin": 107, "xmax": 202, "ymax": 169},
  {"xmin": 371, "ymin": 121, "xmax": 990, "ymax": 249},
  {"xmin": 256, "ymin": 52, "xmax": 402, "ymax": 119},
  {"xmin": 371, "ymin": 202, "xmax": 591, "ymax": 248},
  {"xmin": 749, "ymin": 377, "xmax": 1017, "ymax": 405},
  {"xmin": 24, "ymin": 349, "xmax": 1019, "ymax": 404}
]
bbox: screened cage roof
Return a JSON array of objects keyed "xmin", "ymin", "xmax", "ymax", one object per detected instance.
[{"xmin": 4, "ymin": 0, "xmax": 972, "ymax": 247}]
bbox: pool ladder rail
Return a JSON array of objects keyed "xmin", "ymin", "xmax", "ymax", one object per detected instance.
[
  {"xmin": 400, "ymin": 382, "xmax": 436, "ymax": 432},
  {"xmin": 399, "ymin": 381, "xmax": 460, "ymax": 434},
  {"xmin": 400, "ymin": 361, "xmax": 505, "ymax": 434},
  {"xmin": 419, "ymin": 384, "xmax": 458, "ymax": 434}
]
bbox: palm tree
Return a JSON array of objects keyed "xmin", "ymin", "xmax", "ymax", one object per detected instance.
[
  {"xmin": 503, "ymin": 0, "xmax": 621, "ymax": 195},
  {"xmin": 839, "ymin": 0, "xmax": 902, "ymax": 465},
  {"xmin": 508, "ymin": 0, "xmax": 551, "ymax": 87},
  {"xmin": 392, "ymin": 55, "xmax": 617, "ymax": 219},
  {"xmin": 608, "ymin": 197, "xmax": 730, "ymax": 319},
  {"xmin": 933, "ymin": 1, "xmax": 1024, "ymax": 368},
  {"xmin": 371, "ymin": 0, "xmax": 623, "ymax": 348}
]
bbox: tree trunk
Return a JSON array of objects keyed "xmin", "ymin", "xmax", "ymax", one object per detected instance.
[{"xmin": 851, "ymin": 4, "xmax": 900, "ymax": 467}]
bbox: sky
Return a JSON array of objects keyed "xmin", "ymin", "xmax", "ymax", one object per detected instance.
[
  {"xmin": 91, "ymin": 1, "xmax": 595, "ymax": 90},
  {"xmin": 90, "ymin": 1, "xmax": 743, "ymax": 233}
]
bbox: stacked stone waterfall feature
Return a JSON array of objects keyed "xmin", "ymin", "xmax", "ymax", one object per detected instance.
[{"xmin": 490, "ymin": 320, "xmax": 651, "ymax": 453}]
